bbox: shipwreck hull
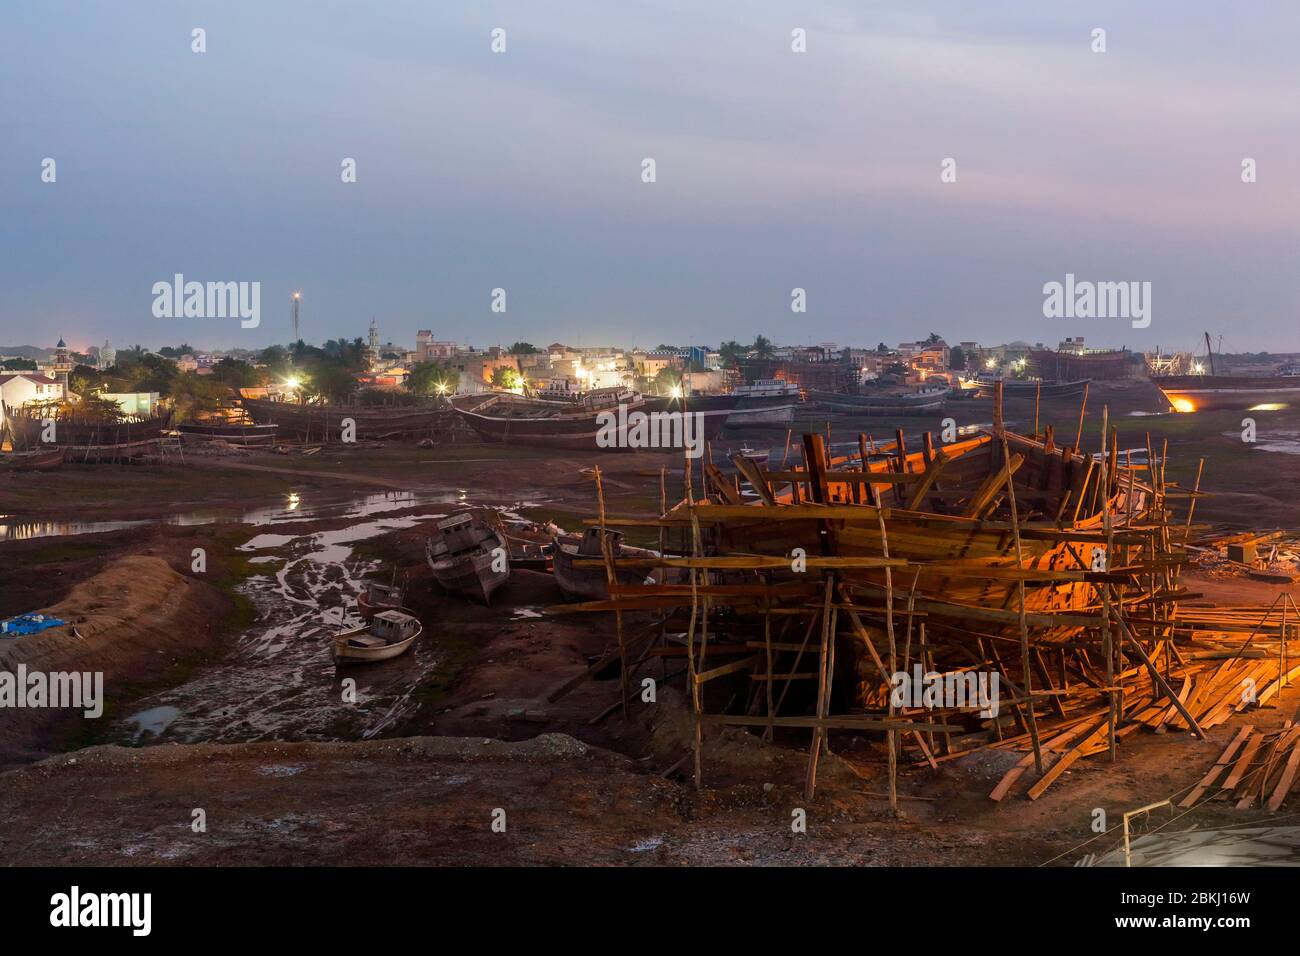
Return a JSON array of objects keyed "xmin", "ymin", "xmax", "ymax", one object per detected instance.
[{"xmin": 240, "ymin": 397, "xmax": 450, "ymax": 441}]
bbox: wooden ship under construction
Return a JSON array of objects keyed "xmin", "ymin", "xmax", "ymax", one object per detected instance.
[
  {"xmin": 1, "ymin": 401, "xmax": 173, "ymax": 463},
  {"xmin": 553, "ymin": 383, "xmax": 1300, "ymax": 808},
  {"xmin": 239, "ymin": 396, "xmax": 456, "ymax": 442}
]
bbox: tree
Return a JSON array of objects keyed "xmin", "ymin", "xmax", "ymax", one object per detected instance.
[
  {"xmin": 751, "ymin": 335, "xmax": 775, "ymax": 360},
  {"xmin": 68, "ymin": 364, "xmax": 102, "ymax": 395},
  {"xmin": 949, "ymin": 346, "xmax": 966, "ymax": 371},
  {"xmin": 170, "ymin": 372, "xmax": 231, "ymax": 421},
  {"xmin": 210, "ymin": 357, "xmax": 260, "ymax": 388},
  {"xmin": 718, "ymin": 340, "xmax": 746, "ymax": 368},
  {"xmin": 876, "ymin": 342, "xmax": 890, "ymax": 354},
  {"xmin": 405, "ymin": 361, "xmax": 459, "ymax": 397},
  {"xmin": 491, "ymin": 367, "xmax": 522, "ymax": 390},
  {"xmin": 507, "ymin": 342, "xmax": 539, "ymax": 355},
  {"xmin": 303, "ymin": 363, "xmax": 359, "ymax": 403},
  {"xmin": 158, "ymin": 344, "xmax": 194, "ymax": 358},
  {"xmin": 653, "ymin": 366, "xmax": 682, "ymax": 395},
  {"xmin": 0, "ymin": 358, "xmax": 37, "ymax": 371},
  {"xmin": 923, "ymin": 332, "xmax": 944, "ymax": 346}
]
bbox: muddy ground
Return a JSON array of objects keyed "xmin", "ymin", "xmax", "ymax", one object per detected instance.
[{"xmin": 2, "ymin": 379, "xmax": 1300, "ymax": 866}]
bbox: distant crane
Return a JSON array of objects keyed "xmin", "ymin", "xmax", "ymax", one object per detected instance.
[{"xmin": 291, "ymin": 291, "xmax": 302, "ymax": 344}]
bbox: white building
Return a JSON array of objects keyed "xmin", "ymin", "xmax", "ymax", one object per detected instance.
[{"xmin": 0, "ymin": 372, "xmax": 65, "ymax": 409}]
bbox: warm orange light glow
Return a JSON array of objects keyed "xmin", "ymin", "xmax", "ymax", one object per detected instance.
[
  {"xmin": 1170, "ymin": 397, "xmax": 1196, "ymax": 413},
  {"xmin": 1249, "ymin": 403, "xmax": 1286, "ymax": 411}
]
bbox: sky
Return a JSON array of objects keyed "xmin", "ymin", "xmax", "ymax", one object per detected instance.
[{"xmin": 2, "ymin": 1, "xmax": 1298, "ymax": 355}]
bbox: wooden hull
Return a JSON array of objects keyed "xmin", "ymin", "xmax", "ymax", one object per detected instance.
[
  {"xmin": 331, "ymin": 622, "xmax": 422, "ymax": 663},
  {"xmin": 240, "ymin": 397, "xmax": 450, "ymax": 441},
  {"xmin": 0, "ymin": 449, "xmax": 64, "ymax": 471},
  {"xmin": 1152, "ymin": 376, "xmax": 1300, "ymax": 412},
  {"xmin": 178, "ymin": 422, "xmax": 279, "ymax": 446},
  {"xmin": 356, "ymin": 593, "xmax": 409, "ymax": 622},
  {"xmin": 426, "ymin": 526, "xmax": 510, "ymax": 604},
  {"xmin": 3, "ymin": 408, "xmax": 172, "ymax": 449},
  {"xmin": 726, "ymin": 403, "xmax": 797, "ymax": 426},
  {"xmin": 551, "ymin": 536, "xmax": 654, "ymax": 601},
  {"xmin": 711, "ymin": 430, "xmax": 1150, "ymax": 620},
  {"xmin": 974, "ymin": 379, "xmax": 1090, "ymax": 399},
  {"xmin": 807, "ymin": 389, "xmax": 947, "ymax": 414}
]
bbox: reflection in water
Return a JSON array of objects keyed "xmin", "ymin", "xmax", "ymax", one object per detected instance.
[{"xmin": 0, "ymin": 490, "xmax": 468, "ymax": 542}]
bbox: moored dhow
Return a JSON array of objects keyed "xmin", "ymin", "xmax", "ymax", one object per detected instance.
[{"xmin": 457, "ymin": 387, "xmax": 666, "ymax": 451}]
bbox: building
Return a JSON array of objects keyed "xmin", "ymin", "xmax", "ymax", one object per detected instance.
[
  {"xmin": 0, "ymin": 372, "xmax": 65, "ymax": 409},
  {"xmin": 415, "ymin": 331, "xmax": 457, "ymax": 362}
]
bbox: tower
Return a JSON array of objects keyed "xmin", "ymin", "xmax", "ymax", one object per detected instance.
[
  {"xmin": 52, "ymin": 338, "xmax": 73, "ymax": 391},
  {"xmin": 291, "ymin": 291, "xmax": 302, "ymax": 343},
  {"xmin": 368, "ymin": 319, "xmax": 380, "ymax": 369}
]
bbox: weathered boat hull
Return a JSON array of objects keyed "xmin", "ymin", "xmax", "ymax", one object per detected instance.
[
  {"xmin": 551, "ymin": 533, "xmax": 655, "ymax": 601},
  {"xmin": 425, "ymin": 515, "xmax": 511, "ymax": 604},
  {"xmin": 2, "ymin": 407, "xmax": 173, "ymax": 449},
  {"xmin": 240, "ymin": 397, "xmax": 450, "ymax": 441},
  {"xmin": 331, "ymin": 621, "xmax": 422, "ymax": 663},
  {"xmin": 178, "ymin": 422, "xmax": 279, "ymax": 446},
  {"xmin": 726, "ymin": 402, "xmax": 797, "ymax": 426},
  {"xmin": 807, "ymin": 388, "xmax": 947, "ymax": 415},
  {"xmin": 1152, "ymin": 376, "xmax": 1300, "ymax": 412},
  {"xmin": 973, "ymin": 379, "xmax": 1090, "ymax": 399}
]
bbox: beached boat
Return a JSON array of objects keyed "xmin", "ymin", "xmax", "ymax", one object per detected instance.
[
  {"xmin": 973, "ymin": 379, "xmax": 1090, "ymax": 400},
  {"xmin": 456, "ymin": 387, "xmax": 647, "ymax": 451},
  {"xmin": 356, "ymin": 579, "xmax": 408, "ymax": 621},
  {"xmin": 551, "ymin": 528, "xmax": 656, "ymax": 601},
  {"xmin": 808, "ymin": 384, "xmax": 948, "ymax": 414},
  {"xmin": 2, "ymin": 404, "xmax": 172, "ymax": 451},
  {"xmin": 0, "ymin": 448, "xmax": 64, "ymax": 471},
  {"xmin": 425, "ymin": 512, "xmax": 511, "ymax": 604},
  {"xmin": 640, "ymin": 393, "xmax": 733, "ymax": 438},
  {"xmin": 177, "ymin": 421, "xmax": 279, "ymax": 446},
  {"xmin": 1150, "ymin": 331, "xmax": 1300, "ymax": 412},
  {"xmin": 331, "ymin": 609, "xmax": 423, "ymax": 664},
  {"xmin": 726, "ymin": 380, "xmax": 801, "ymax": 426},
  {"xmin": 240, "ymin": 397, "xmax": 452, "ymax": 441}
]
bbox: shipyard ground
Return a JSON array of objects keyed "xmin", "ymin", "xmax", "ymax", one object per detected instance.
[{"xmin": 3, "ymin": 380, "xmax": 1300, "ymax": 866}]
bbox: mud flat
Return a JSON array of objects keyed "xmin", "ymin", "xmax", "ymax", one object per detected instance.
[{"xmin": 0, "ymin": 555, "xmax": 231, "ymax": 767}]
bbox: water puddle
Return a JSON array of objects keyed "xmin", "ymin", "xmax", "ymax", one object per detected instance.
[
  {"xmin": 108, "ymin": 491, "xmax": 557, "ymax": 747},
  {"xmin": 0, "ymin": 489, "xmax": 470, "ymax": 542}
]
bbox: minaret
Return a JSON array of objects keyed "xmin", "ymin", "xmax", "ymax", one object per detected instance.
[
  {"xmin": 368, "ymin": 319, "xmax": 380, "ymax": 369},
  {"xmin": 52, "ymin": 338, "xmax": 73, "ymax": 391}
]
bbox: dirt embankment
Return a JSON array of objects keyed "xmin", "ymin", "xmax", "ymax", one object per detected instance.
[{"xmin": 0, "ymin": 555, "xmax": 231, "ymax": 767}]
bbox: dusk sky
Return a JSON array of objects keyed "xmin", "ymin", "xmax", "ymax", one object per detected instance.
[{"xmin": 4, "ymin": 1, "xmax": 1298, "ymax": 354}]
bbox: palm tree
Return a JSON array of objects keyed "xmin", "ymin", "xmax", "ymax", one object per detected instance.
[
  {"xmin": 718, "ymin": 340, "xmax": 746, "ymax": 368},
  {"xmin": 751, "ymin": 335, "xmax": 775, "ymax": 360}
]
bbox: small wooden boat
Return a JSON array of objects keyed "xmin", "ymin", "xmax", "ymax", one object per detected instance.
[
  {"xmin": 0, "ymin": 448, "xmax": 63, "ymax": 471},
  {"xmin": 177, "ymin": 421, "xmax": 279, "ymax": 446},
  {"xmin": 425, "ymin": 512, "xmax": 510, "ymax": 604},
  {"xmin": 736, "ymin": 445, "xmax": 769, "ymax": 468},
  {"xmin": 331, "ymin": 609, "xmax": 423, "ymax": 664},
  {"xmin": 356, "ymin": 579, "xmax": 407, "ymax": 621},
  {"xmin": 551, "ymin": 528, "xmax": 655, "ymax": 601}
]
